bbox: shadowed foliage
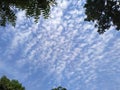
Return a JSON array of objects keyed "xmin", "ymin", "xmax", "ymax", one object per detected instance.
[
  {"xmin": 0, "ymin": 0, "xmax": 56, "ymax": 26},
  {"xmin": 52, "ymin": 86, "xmax": 67, "ymax": 90},
  {"xmin": 0, "ymin": 75, "xmax": 25, "ymax": 90},
  {"xmin": 84, "ymin": 0, "xmax": 120, "ymax": 34}
]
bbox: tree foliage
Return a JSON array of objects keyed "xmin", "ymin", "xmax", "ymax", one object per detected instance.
[
  {"xmin": 0, "ymin": 0, "xmax": 56, "ymax": 26},
  {"xmin": 0, "ymin": 75, "xmax": 25, "ymax": 90},
  {"xmin": 52, "ymin": 86, "xmax": 67, "ymax": 90},
  {"xmin": 84, "ymin": 0, "xmax": 120, "ymax": 34}
]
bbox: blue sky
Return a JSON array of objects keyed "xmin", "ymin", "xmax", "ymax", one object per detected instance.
[{"xmin": 0, "ymin": 0, "xmax": 120, "ymax": 90}]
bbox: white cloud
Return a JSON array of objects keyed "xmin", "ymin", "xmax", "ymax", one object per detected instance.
[{"xmin": 0, "ymin": 0, "xmax": 120, "ymax": 90}]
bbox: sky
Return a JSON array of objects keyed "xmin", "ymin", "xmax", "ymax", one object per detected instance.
[{"xmin": 0, "ymin": 0, "xmax": 120, "ymax": 90}]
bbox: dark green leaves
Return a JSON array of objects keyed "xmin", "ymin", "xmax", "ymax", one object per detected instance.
[
  {"xmin": 0, "ymin": 0, "xmax": 57, "ymax": 26},
  {"xmin": 52, "ymin": 86, "xmax": 67, "ymax": 90},
  {"xmin": 0, "ymin": 75, "xmax": 25, "ymax": 90},
  {"xmin": 84, "ymin": 0, "xmax": 120, "ymax": 34}
]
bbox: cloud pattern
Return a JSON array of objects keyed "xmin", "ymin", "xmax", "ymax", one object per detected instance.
[{"xmin": 0, "ymin": 0, "xmax": 120, "ymax": 90}]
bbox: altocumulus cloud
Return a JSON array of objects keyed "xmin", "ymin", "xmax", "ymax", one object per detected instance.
[{"xmin": 0, "ymin": 0, "xmax": 120, "ymax": 90}]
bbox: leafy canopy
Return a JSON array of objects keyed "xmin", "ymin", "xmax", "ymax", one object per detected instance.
[
  {"xmin": 52, "ymin": 86, "xmax": 67, "ymax": 90},
  {"xmin": 0, "ymin": 0, "xmax": 56, "ymax": 26},
  {"xmin": 84, "ymin": 0, "xmax": 120, "ymax": 34},
  {"xmin": 0, "ymin": 75, "xmax": 25, "ymax": 90}
]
